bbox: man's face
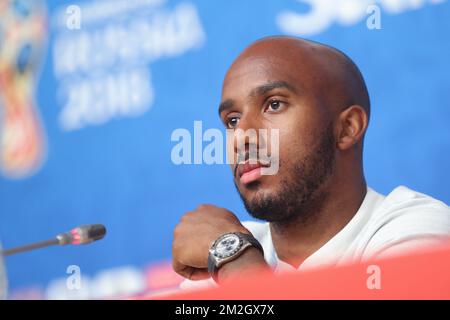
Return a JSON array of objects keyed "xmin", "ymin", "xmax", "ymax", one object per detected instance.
[{"xmin": 219, "ymin": 54, "xmax": 336, "ymax": 223}]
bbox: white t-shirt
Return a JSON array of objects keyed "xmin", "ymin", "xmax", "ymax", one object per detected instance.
[{"xmin": 180, "ymin": 186, "xmax": 450, "ymax": 290}]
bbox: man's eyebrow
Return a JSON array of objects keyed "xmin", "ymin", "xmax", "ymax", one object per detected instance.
[
  {"xmin": 218, "ymin": 81, "xmax": 298, "ymax": 115},
  {"xmin": 218, "ymin": 99, "xmax": 234, "ymax": 115},
  {"xmin": 251, "ymin": 80, "xmax": 298, "ymax": 97}
]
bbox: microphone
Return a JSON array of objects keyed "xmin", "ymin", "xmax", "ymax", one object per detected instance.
[{"xmin": 1, "ymin": 224, "xmax": 107, "ymax": 257}]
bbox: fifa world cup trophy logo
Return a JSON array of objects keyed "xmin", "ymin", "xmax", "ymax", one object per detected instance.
[{"xmin": 0, "ymin": 0, "xmax": 47, "ymax": 179}]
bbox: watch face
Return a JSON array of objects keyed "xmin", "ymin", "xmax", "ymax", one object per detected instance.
[{"xmin": 213, "ymin": 233, "xmax": 242, "ymax": 258}]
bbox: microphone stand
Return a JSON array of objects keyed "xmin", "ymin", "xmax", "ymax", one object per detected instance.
[{"xmin": 1, "ymin": 238, "xmax": 60, "ymax": 257}]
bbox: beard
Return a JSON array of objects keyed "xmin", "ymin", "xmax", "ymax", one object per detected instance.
[{"xmin": 235, "ymin": 123, "xmax": 336, "ymax": 225}]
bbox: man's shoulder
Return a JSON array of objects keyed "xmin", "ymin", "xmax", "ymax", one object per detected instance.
[
  {"xmin": 369, "ymin": 185, "xmax": 450, "ymax": 229},
  {"xmin": 370, "ymin": 186, "xmax": 450, "ymax": 223},
  {"xmin": 382, "ymin": 186, "xmax": 449, "ymax": 209},
  {"xmin": 362, "ymin": 186, "xmax": 450, "ymax": 259}
]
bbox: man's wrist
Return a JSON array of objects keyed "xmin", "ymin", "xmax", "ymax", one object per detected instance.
[{"xmin": 216, "ymin": 247, "xmax": 270, "ymax": 284}]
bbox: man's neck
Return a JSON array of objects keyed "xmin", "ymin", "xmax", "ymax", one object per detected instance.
[{"xmin": 269, "ymin": 176, "xmax": 367, "ymax": 269}]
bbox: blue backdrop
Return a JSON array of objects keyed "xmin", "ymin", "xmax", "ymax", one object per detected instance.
[{"xmin": 0, "ymin": 0, "xmax": 449, "ymax": 298}]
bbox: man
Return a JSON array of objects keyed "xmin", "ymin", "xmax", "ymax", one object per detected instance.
[{"xmin": 172, "ymin": 36, "xmax": 450, "ymax": 287}]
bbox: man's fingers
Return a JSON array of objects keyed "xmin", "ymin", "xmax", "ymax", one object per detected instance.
[
  {"xmin": 188, "ymin": 268, "xmax": 210, "ymax": 281},
  {"xmin": 173, "ymin": 260, "xmax": 210, "ymax": 280}
]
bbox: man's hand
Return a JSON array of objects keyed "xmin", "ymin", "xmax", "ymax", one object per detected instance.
[{"xmin": 172, "ymin": 204, "xmax": 268, "ymax": 282}]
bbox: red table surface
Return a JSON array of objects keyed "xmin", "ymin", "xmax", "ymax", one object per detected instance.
[{"xmin": 154, "ymin": 243, "xmax": 450, "ymax": 300}]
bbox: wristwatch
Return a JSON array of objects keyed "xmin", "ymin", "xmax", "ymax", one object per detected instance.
[{"xmin": 207, "ymin": 232, "xmax": 264, "ymax": 282}]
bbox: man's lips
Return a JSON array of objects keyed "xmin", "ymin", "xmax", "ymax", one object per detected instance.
[{"xmin": 236, "ymin": 161, "xmax": 269, "ymax": 184}]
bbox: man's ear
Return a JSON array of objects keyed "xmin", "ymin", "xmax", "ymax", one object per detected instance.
[{"xmin": 336, "ymin": 105, "xmax": 368, "ymax": 151}]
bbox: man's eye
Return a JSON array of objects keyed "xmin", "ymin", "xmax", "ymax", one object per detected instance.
[
  {"xmin": 266, "ymin": 100, "xmax": 283, "ymax": 112},
  {"xmin": 227, "ymin": 117, "xmax": 240, "ymax": 129}
]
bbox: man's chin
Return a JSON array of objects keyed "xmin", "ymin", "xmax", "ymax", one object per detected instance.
[{"xmin": 238, "ymin": 183, "xmax": 279, "ymax": 206}]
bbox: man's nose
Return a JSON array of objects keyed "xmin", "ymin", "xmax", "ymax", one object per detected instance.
[
  {"xmin": 232, "ymin": 114, "xmax": 260, "ymax": 161},
  {"xmin": 236, "ymin": 111, "xmax": 258, "ymax": 132}
]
